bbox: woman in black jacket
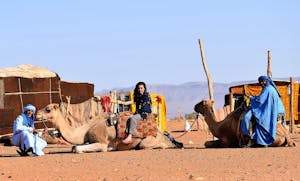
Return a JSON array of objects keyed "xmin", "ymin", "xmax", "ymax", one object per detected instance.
[{"xmin": 122, "ymin": 82, "xmax": 152, "ymax": 144}]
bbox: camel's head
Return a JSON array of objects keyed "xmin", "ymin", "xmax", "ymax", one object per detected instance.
[
  {"xmin": 36, "ymin": 104, "xmax": 61, "ymax": 124},
  {"xmin": 194, "ymin": 99, "xmax": 214, "ymax": 114}
]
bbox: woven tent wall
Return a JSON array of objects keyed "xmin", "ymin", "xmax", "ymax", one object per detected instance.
[{"xmin": 0, "ymin": 64, "xmax": 94, "ymax": 135}]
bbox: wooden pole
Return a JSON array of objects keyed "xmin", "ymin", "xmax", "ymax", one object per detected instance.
[
  {"xmin": 198, "ymin": 39, "xmax": 216, "ymax": 140},
  {"xmin": 198, "ymin": 39, "xmax": 215, "ymax": 102},
  {"xmin": 267, "ymin": 50, "xmax": 272, "ymax": 77},
  {"xmin": 290, "ymin": 77, "xmax": 294, "ymax": 134},
  {"xmin": 229, "ymin": 92, "xmax": 234, "ymax": 112}
]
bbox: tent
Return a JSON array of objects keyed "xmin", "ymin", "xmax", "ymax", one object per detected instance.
[{"xmin": 0, "ymin": 64, "xmax": 94, "ymax": 135}]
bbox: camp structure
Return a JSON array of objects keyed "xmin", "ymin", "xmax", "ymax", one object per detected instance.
[
  {"xmin": 225, "ymin": 78, "xmax": 299, "ymax": 132},
  {"xmin": 0, "ymin": 64, "xmax": 94, "ymax": 136},
  {"xmin": 108, "ymin": 91, "xmax": 167, "ymax": 132}
]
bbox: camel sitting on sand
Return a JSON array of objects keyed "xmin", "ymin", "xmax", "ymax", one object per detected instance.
[
  {"xmin": 36, "ymin": 103, "xmax": 168, "ymax": 153},
  {"xmin": 194, "ymin": 99, "xmax": 296, "ymax": 148}
]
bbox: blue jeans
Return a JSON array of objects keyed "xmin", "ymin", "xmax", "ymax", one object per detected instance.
[{"xmin": 127, "ymin": 114, "xmax": 142, "ymax": 135}]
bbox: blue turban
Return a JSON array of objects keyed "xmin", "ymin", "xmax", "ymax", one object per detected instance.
[
  {"xmin": 258, "ymin": 75, "xmax": 281, "ymax": 97},
  {"xmin": 24, "ymin": 104, "xmax": 36, "ymax": 114}
]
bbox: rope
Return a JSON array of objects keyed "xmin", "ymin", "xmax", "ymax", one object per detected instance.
[
  {"xmin": 58, "ymin": 80, "xmax": 63, "ymax": 103},
  {"xmin": 88, "ymin": 98, "xmax": 92, "ymax": 119},
  {"xmin": 173, "ymin": 114, "xmax": 200, "ymax": 139},
  {"xmin": 96, "ymin": 98, "xmax": 100, "ymax": 116},
  {"xmin": 276, "ymin": 131, "xmax": 286, "ymax": 138},
  {"xmin": 18, "ymin": 78, "xmax": 24, "ymax": 112},
  {"xmin": 4, "ymin": 90, "xmax": 60, "ymax": 95},
  {"xmin": 65, "ymin": 96, "xmax": 71, "ymax": 119},
  {"xmin": 49, "ymin": 78, "xmax": 52, "ymax": 104}
]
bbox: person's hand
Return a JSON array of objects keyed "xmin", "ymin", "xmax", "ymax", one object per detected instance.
[{"xmin": 244, "ymin": 95, "xmax": 251, "ymax": 106}]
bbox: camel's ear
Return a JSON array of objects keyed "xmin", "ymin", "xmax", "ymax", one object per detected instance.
[
  {"xmin": 202, "ymin": 100, "xmax": 208, "ymax": 105},
  {"xmin": 53, "ymin": 104, "xmax": 60, "ymax": 110}
]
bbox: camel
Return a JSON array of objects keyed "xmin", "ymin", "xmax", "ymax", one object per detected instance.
[
  {"xmin": 194, "ymin": 99, "xmax": 296, "ymax": 148},
  {"xmin": 36, "ymin": 103, "xmax": 168, "ymax": 153}
]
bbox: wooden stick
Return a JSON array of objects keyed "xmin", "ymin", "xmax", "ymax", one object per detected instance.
[
  {"xmin": 290, "ymin": 77, "xmax": 294, "ymax": 134},
  {"xmin": 267, "ymin": 50, "xmax": 272, "ymax": 77},
  {"xmin": 198, "ymin": 39, "xmax": 215, "ymax": 102}
]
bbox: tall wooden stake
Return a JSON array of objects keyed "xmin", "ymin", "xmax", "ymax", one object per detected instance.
[
  {"xmin": 290, "ymin": 77, "xmax": 294, "ymax": 134},
  {"xmin": 267, "ymin": 50, "xmax": 272, "ymax": 77},
  {"xmin": 198, "ymin": 39, "xmax": 215, "ymax": 102},
  {"xmin": 198, "ymin": 39, "xmax": 215, "ymax": 140}
]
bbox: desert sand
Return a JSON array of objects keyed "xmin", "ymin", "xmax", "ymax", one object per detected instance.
[{"xmin": 1, "ymin": 119, "xmax": 300, "ymax": 181}]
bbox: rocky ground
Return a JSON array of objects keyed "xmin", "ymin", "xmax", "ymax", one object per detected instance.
[{"xmin": 1, "ymin": 119, "xmax": 300, "ymax": 181}]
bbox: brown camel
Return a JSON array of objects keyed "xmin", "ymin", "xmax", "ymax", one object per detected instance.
[
  {"xmin": 194, "ymin": 99, "xmax": 295, "ymax": 148},
  {"xmin": 36, "ymin": 104, "xmax": 168, "ymax": 153}
]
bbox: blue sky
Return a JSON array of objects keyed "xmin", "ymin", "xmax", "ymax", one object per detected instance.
[{"xmin": 0, "ymin": 1, "xmax": 299, "ymax": 91}]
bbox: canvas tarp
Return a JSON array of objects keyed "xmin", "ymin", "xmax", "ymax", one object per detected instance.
[
  {"xmin": 229, "ymin": 81, "xmax": 299, "ymax": 122},
  {"xmin": 0, "ymin": 64, "xmax": 57, "ymax": 78}
]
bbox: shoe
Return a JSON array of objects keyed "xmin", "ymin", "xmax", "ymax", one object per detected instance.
[
  {"xmin": 17, "ymin": 148, "xmax": 29, "ymax": 156},
  {"xmin": 25, "ymin": 147, "xmax": 35, "ymax": 156},
  {"xmin": 26, "ymin": 147, "xmax": 33, "ymax": 153}
]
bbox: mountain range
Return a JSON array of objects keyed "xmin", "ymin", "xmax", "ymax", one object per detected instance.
[{"xmin": 98, "ymin": 77, "xmax": 300, "ymax": 118}]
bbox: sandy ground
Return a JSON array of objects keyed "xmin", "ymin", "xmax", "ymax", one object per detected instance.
[{"xmin": 1, "ymin": 119, "xmax": 300, "ymax": 181}]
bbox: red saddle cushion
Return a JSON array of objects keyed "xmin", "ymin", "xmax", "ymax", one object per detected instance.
[{"xmin": 117, "ymin": 111, "xmax": 158, "ymax": 139}]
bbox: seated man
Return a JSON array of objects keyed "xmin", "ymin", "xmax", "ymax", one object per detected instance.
[
  {"xmin": 12, "ymin": 104, "xmax": 47, "ymax": 156},
  {"xmin": 240, "ymin": 76, "xmax": 286, "ymax": 147}
]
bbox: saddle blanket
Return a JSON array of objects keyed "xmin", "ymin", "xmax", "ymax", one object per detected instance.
[{"xmin": 117, "ymin": 111, "xmax": 158, "ymax": 139}]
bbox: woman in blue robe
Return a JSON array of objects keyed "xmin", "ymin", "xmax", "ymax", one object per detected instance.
[
  {"xmin": 240, "ymin": 76, "xmax": 286, "ymax": 146},
  {"xmin": 12, "ymin": 104, "xmax": 47, "ymax": 156}
]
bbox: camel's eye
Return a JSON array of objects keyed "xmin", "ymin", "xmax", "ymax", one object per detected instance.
[{"xmin": 45, "ymin": 107, "xmax": 51, "ymax": 113}]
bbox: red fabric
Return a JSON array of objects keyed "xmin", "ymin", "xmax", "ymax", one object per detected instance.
[
  {"xmin": 117, "ymin": 111, "xmax": 157, "ymax": 139},
  {"xmin": 156, "ymin": 96, "xmax": 162, "ymax": 104},
  {"xmin": 100, "ymin": 96, "xmax": 111, "ymax": 112}
]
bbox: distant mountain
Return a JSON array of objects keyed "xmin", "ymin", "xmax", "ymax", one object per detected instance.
[
  {"xmin": 98, "ymin": 77, "xmax": 300, "ymax": 118},
  {"xmin": 98, "ymin": 81, "xmax": 234, "ymax": 118}
]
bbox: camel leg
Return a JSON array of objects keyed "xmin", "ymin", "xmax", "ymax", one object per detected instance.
[
  {"xmin": 139, "ymin": 135, "xmax": 168, "ymax": 149},
  {"xmin": 72, "ymin": 143, "xmax": 108, "ymax": 153},
  {"xmin": 276, "ymin": 123, "xmax": 296, "ymax": 147},
  {"xmin": 204, "ymin": 140, "xmax": 229, "ymax": 148}
]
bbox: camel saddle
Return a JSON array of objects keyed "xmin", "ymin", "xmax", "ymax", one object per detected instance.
[{"xmin": 117, "ymin": 111, "xmax": 158, "ymax": 139}]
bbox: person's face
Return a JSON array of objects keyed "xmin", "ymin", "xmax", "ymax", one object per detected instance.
[
  {"xmin": 137, "ymin": 84, "xmax": 145, "ymax": 95},
  {"xmin": 259, "ymin": 80, "xmax": 267, "ymax": 88},
  {"xmin": 26, "ymin": 110, "xmax": 34, "ymax": 118}
]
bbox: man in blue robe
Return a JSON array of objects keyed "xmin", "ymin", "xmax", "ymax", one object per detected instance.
[
  {"xmin": 12, "ymin": 104, "xmax": 47, "ymax": 156},
  {"xmin": 240, "ymin": 76, "xmax": 286, "ymax": 147}
]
